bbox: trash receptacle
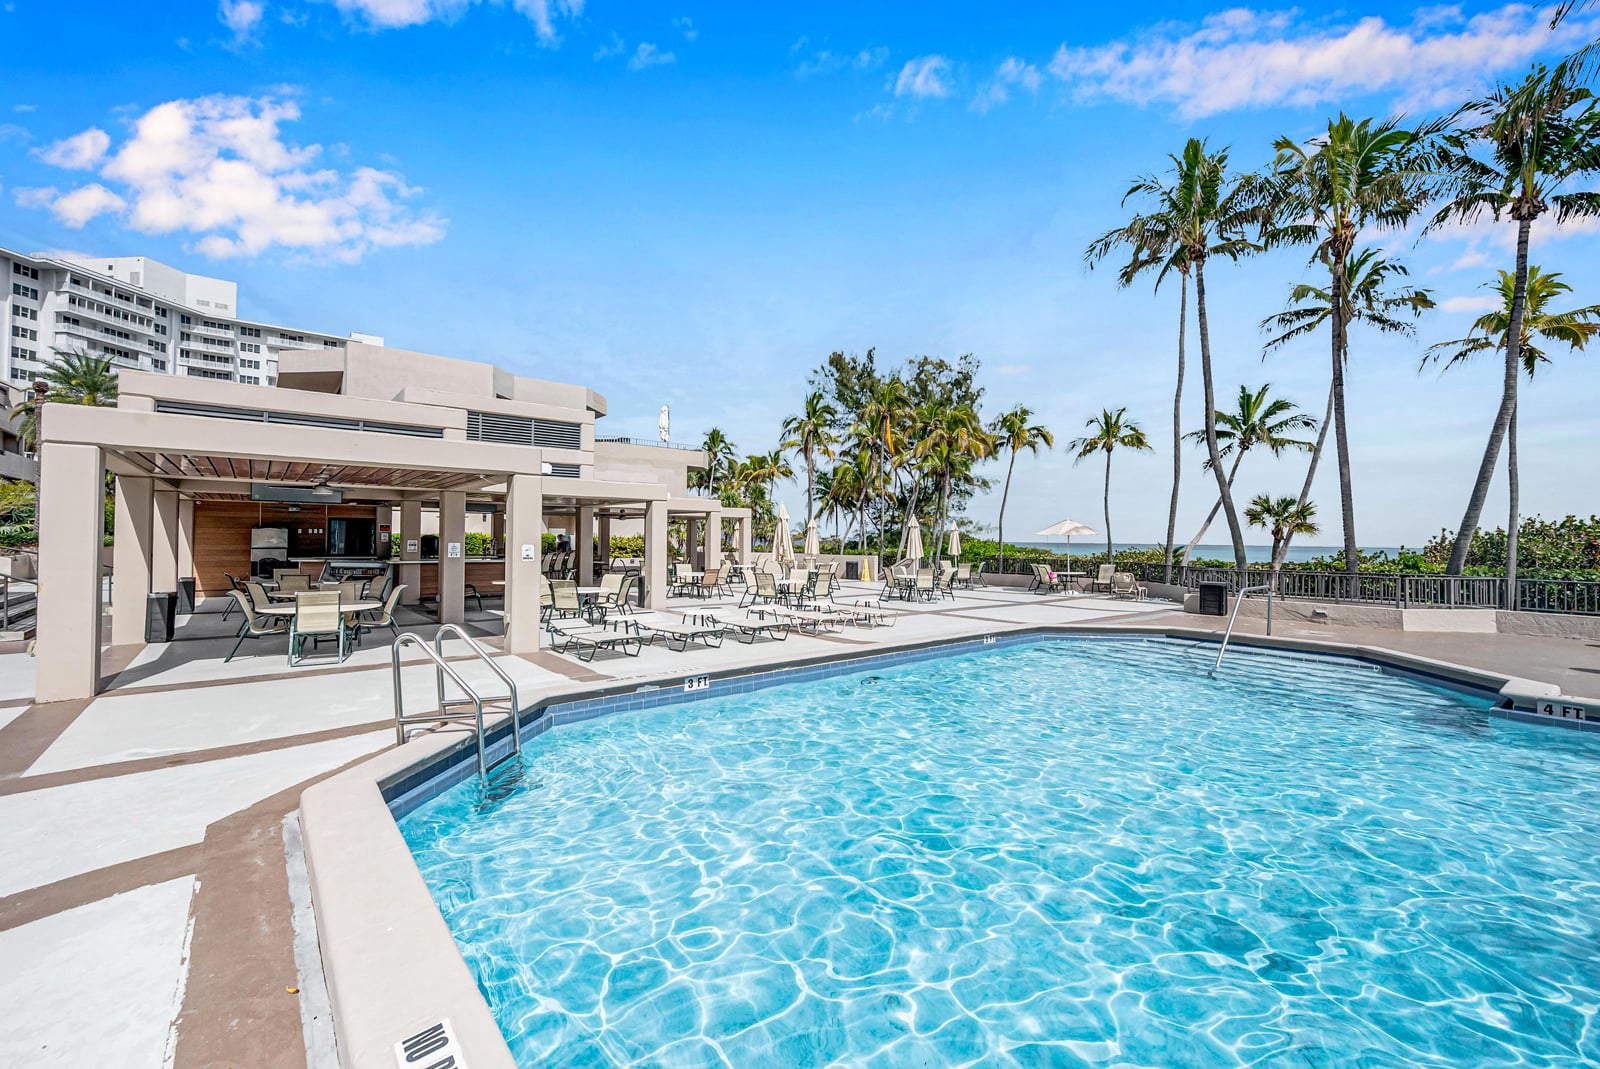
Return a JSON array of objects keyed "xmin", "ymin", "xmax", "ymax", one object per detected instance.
[
  {"xmin": 844, "ymin": 561, "xmax": 860, "ymax": 581},
  {"xmin": 145, "ymin": 591, "xmax": 178, "ymax": 642},
  {"xmin": 176, "ymin": 577, "xmax": 196, "ymax": 615},
  {"xmin": 1198, "ymin": 582, "xmax": 1229, "ymax": 616}
]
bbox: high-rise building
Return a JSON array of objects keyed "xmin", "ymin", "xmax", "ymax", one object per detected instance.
[{"xmin": 2, "ymin": 246, "xmax": 379, "ymax": 387}]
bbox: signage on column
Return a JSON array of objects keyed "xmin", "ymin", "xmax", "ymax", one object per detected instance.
[
  {"xmin": 447, "ymin": 542, "xmax": 462, "ymax": 559},
  {"xmin": 521, "ymin": 544, "xmax": 537, "ymax": 561}
]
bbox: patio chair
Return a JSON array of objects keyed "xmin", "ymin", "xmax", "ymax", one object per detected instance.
[
  {"xmin": 695, "ymin": 567, "xmax": 728, "ymax": 599},
  {"xmin": 244, "ymin": 580, "xmax": 277, "ymax": 614},
  {"xmin": 550, "ymin": 579, "xmax": 583, "ymax": 619},
  {"xmin": 1111, "ymin": 572, "xmax": 1147, "ymax": 600},
  {"xmin": 224, "ymin": 590, "xmax": 289, "ymax": 662},
  {"xmin": 592, "ymin": 571, "xmax": 628, "ymax": 613},
  {"xmin": 785, "ymin": 568, "xmax": 812, "ymax": 606},
  {"xmin": 337, "ymin": 578, "xmax": 366, "ymax": 604},
  {"xmin": 954, "ymin": 562, "xmax": 973, "ymax": 590},
  {"xmin": 814, "ymin": 563, "xmax": 838, "ymax": 597},
  {"xmin": 740, "ymin": 570, "xmax": 781, "ymax": 609},
  {"xmin": 971, "ymin": 561, "xmax": 988, "ymax": 588},
  {"xmin": 276, "ymin": 573, "xmax": 312, "ymax": 596},
  {"xmin": 222, "ymin": 572, "xmax": 247, "ymax": 619},
  {"xmin": 356, "ymin": 584, "xmax": 408, "ymax": 639},
  {"xmin": 1092, "ymin": 564, "xmax": 1115, "ymax": 595},
  {"xmin": 539, "ymin": 576, "xmax": 555, "ymax": 622},
  {"xmin": 289, "ymin": 591, "xmax": 348, "ymax": 666},
  {"xmin": 914, "ymin": 569, "xmax": 937, "ymax": 602}
]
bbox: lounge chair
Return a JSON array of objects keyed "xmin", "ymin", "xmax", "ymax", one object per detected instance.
[
  {"xmin": 629, "ymin": 611, "xmax": 727, "ymax": 651},
  {"xmin": 289, "ymin": 591, "xmax": 349, "ymax": 666},
  {"xmin": 1111, "ymin": 572, "xmax": 1147, "ymax": 600},
  {"xmin": 832, "ymin": 600, "xmax": 902, "ymax": 628},
  {"xmin": 702, "ymin": 610, "xmax": 791, "ymax": 644},
  {"xmin": 766, "ymin": 605, "xmax": 844, "ymax": 635},
  {"xmin": 546, "ymin": 617, "xmax": 642, "ymax": 661},
  {"xmin": 224, "ymin": 590, "xmax": 289, "ymax": 661}
]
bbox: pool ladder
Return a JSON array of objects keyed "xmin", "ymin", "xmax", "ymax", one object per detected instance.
[
  {"xmin": 391, "ymin": 625, "xmax": 522, "ymax": 784},
  {"xmin": 1210, "ymin": 583, "xmax": 1274, "ymax": 676}
]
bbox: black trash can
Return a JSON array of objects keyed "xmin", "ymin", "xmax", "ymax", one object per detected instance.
[
  {"xmin": 1198, "ymin": 581, "xmax": 1229, "ymax": 616},
  {"xmin": 145, "ymin": 591, "xmax": 178, "ymax": 642},
  {"xmin": 844, "ymin": 561, "xmax": 860, "ymax": 581},
  {"xmin": 176, "ymin": 577, "xmax": 196, "ymax": 615}
]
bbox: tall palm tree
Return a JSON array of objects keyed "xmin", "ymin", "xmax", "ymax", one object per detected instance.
[
  {"xmin": 1090, "ymin": 138, "xmax": 1260, "ymax": 575},
  {"xmin": 1261, "ymin": 249, "xmax": 1434, "ymax": 569},
  {"xmin": 697, "ymin": 427, "xmax": 737, "ymax": 497},
  {"xmin": 858, "ymin": 378, "xmax": 912, "ymax": 564},
  {"xmin": 1180, "ymin": 384, "xmax": 1316, "ymax": 563},
  {"xmin": 779, "ymin": 391, "xmax": 838, "ymax": 529},
  {"xmin": 11, "ymin": 348, "xmax": 120, "ymax": 449},
  {"xmin": 1267, "ymin": 114, "xmax": 1438, "ymax": 576},
  {"xmin": 1245, "ymin": 494, "xmax": 1319, "ymax": 581},
  {"xmin": 1430, "ymin": 66, "xmax": 1600, "ymax": 577},
  {"xmin": 1068, "ymin": 408, "xmax": 1153, "ymax": 564},
  {"xmin": 989, "ymin": 405, "xmax": 1054, "ymax": 574},
  {"xmin": 914, "ymin": 403, "xmax": 992, "ymax": 568},
  {"xmin": 1424, "ymin": 266, "xmax": 1600, "ymax": 598}
]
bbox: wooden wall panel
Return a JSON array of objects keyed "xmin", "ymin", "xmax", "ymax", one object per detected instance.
[{"xmin": 191, "ymin": 501, "xmax": 377, "ymax": 597}]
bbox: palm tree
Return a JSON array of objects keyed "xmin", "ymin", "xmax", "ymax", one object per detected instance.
[
  {"xmin": 989, "ymin": 406, "xmax": 1054, "ymax": 574},
  {"xmin": 1261, "ymin": 249, "xmax": 1434, "ymax": 569},
  {"xmin": 1068, "ymin": 408, "xmax": 1153, "ymax": 564},
  {"xmin": 1245, "ymin": 494, "xmax": 1319, "ymax": 581},
  {"xmin": 1424, "ymin": 266, "xmax": 1600, "ymax": 599},
  {"xmin": 1267, "ymin": 114, "xmax": 1437, "ymax": 576},
  {"xmin": 697, "ymin": 427, "xmax": 738, "ymax": 497},
  {"xmin": 11, "ymin": 348, "xmax": 120, "ymax": 449},
  {"xmin": 858, "ymin": 378, "xmax": 912, "ymax": 564},
  {"xmin": 914, "ymin": 403, "xmax": 992, "ymax": 568},
  {"xmin": 1430, "ymin": 66, "xmax": 1600, "ymax": 577},
  {"xmin": 1090, "ymin": 138, "xmax": 1260, "ymax": 575},
  {"xmin": 1180, "ymin": 384, "xmax": 1316, "ymax": 564},
  {"xmin": 779, "ymin": 391, "xmax": 838, "ymax": 529}
]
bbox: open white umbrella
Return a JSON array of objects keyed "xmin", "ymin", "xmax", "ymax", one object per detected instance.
[
  {"xmin": 904, "ymin": 514, "xmax": 924, "ymax": 566},
  {"xmin": 1036, "ymin": 518, "xmax": 1097, "ymax": 575},
  {"xmin": 775, "ymin": 503, "xmax": 795, "ymax": 566},
  {"xmin": 947, "ymin": 525, "xmax": 961, "ymax": 559},
  {"xmin": 803, "ymin": 517, "xmax": 820, "ymax": 561}
]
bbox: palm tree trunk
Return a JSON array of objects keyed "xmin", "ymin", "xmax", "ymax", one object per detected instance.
[
  {"xmin": 1274, "ymin": 383, "xmax": 1334, "ymax": 572},
  {"xmin": 1506, "ymin": 401, "xmax": 1519, "ymax": 610},
  {"xmin": 1330, "ymin": 261, "xmax": 1359, "ymax": 577},
  {"xmin": 1447, "ymin": 216, "xmax": 1533, "ymax": 575},
  {"xmin": 1103, "ymin": 450, "xmax": 1113, "ymax": 564},
  {"xmin": 1194, "ymin": 258, "xmax": 1248, "ymax": 572},
  {"xmin": 997, "ymin": 450, "xmax": 1017, "ymax": 574},
  {"xmin": 1164, "ymin": 273, "xmax": 1187, "ymax": 585},
  {"xmin": 805, "ymin": 448, "xmax": 815, "ymax": 529},
  {"xmin": 1181, "ymin": 450, "xmax": 1246, "ymax": 565}
]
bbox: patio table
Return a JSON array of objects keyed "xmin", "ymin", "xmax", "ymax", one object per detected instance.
[{"xmin": 257, "ymin": 599, "xmax": 381, "ymax": 616}]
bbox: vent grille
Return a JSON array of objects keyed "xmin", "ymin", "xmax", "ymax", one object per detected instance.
[
  {"xmin": 547, "ymin": 462, "xmax": 580, "ymax": 478},
  {"xmin": 154, "ymin": 400, "xmax": 444, "ymax": 438},
  {"xmin": 467, "ymin": 411, "xmax": 583, "ymax": 450}
]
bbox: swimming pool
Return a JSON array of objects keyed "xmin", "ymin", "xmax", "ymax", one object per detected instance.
[{"xmin": 399, "ymin": 637, "xmax": 1600, "ymax": 1067}]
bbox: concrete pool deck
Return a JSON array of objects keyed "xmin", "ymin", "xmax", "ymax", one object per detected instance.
[{"xmin": 2, "ymin": 583, "xmax": 1598, "ymax": 1066}]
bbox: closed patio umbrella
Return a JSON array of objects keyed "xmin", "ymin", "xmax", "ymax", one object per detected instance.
[
  {"xmin": 1036, "ymin": 518, "xmax": 1097, "ymax": 575},
  {"xmin": 775, "ymin": 503, "xmax": 795, "ymax": 566},
  {"xmin": 904, "ymin": 514, "xmax": 924, "ymax": 566},
  {"xmin": 947, "ymin": 526, "xmax": 961, "ymax": 560},
  {"xmin": 803, "ymin": 517, "xmax": 820, "ymax": 562}
]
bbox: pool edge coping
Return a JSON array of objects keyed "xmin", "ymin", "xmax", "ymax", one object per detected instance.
[{"xmin": 298, "ymin": 621, "xmax": 1575, "ymax": 1068}]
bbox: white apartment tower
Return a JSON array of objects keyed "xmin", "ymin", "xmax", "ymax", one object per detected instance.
[{"xmin": 3, "ymin": 246, "xmax": 380, "ymax": 386}]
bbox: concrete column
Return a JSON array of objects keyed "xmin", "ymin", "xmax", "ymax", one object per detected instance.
[
  {"xmin": 736, "ymin": 515, "xmax": 752, "ymax": 564},
  {"xmin": 576, "ymin": 506, "xmax": 595, "ymax": 584},
  {"xmin": 645, "ymin": 499, "xmax": 668, "ymax": 610},
  {"xmin": 706, "ymin": 513, "xmax": 723, "ymax": 572},
  {"xmin": 35, "ymin": 443, "xmax": 105, "ymax": 703},
  {"xmin": 598, "ymin": 514, "xmax": 612, "ymax": 568},
  {"xmin": 152, "ymin": 489, "xmax": 180, "ymax": 593},
  {"xmin": 685, "ymin": 516, "xmax": 701, "ymax": 571},
  {"xmin": 111, "ymin": 476, "xmax": 155, "ymax": 647},
  {"xmin": 439, "ymin": 491, "xmax": 467, "ymax": 625},
  {"xmin": 177, "ymin": 497, "xmax": 195, "ymax": 580},
  {"xmin": 375, "ymin": 504, "xmax": 393, "ymax": 559},
  {"xmin": 398, "ymin": 500, "xmax": 422, "ymax": 606},
  {"xmin": 503, "ymin": 475, "xmax": 545, "ymax": 655}
]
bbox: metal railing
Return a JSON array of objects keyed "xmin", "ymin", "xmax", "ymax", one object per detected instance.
[
  {"xmin": 1212, "ymin": 584, "xmax": 1273, "ymax": 675},
  {"xmin": 391, "ymin": 625, "xmax": 522, "ymax": 785}
]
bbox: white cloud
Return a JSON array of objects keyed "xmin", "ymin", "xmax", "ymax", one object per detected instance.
[
  {"xmin": 13, "ymin": 104, "xmax": 37, "ymax": 113},
  {"xmin": 218, "ymin": 0, "xmax": 264, "ymax": 45},
  {"xmin": 627, "ymin": 42, "xmax": 674, "ymax": 70},
  {"xmin": 593, "ymin": 31, "xmax": 624, "ymax": 59},
  {"xmin": 797, "ymin": 46, "xmax": 888, "ymax": 77},
  {"xmin": 36, "ymin": 128, "xmax": 110, "ymax": 169},
  {"xmin": 894, "ymin": 55, "xmax": 951, "ymax": 99},
  {"xmin": 20, "ymin": 94, "xmax": 445, "ymax": 262},
  {"xmin": 331, "ymin": 0, "xmax": 583, "ymax": 43},
  {"xmin": 1440, "ymin": 294, "xmax": 1501, "ymax": 313},
  {"xmin": 994, "ymin": 364, "xmax": 1031, "ymax": 375},
  {"xmin": 0, "ymin": 122, "xmax": 29, "ymax": 143},
  {"xmin": 972, "ymin": 57, "xmax": 1042, "ymax": 114},
  {"xmin": 673, "ymin": 16, "xmax": 696, "ymax": 42},
  {"xmin": 1049, "ymin": 5, "xmax": 1597, "ymax": 118}
]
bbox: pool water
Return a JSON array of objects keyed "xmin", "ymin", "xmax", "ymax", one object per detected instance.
[{"xmin": 399, "ymin": 638, "xmax": 1600, "ymax": 1068}]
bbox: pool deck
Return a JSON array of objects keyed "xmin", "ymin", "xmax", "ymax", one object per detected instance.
[{"xmin": 2, "ymin": 583, "xmax": 1597, "ymax": 1067}]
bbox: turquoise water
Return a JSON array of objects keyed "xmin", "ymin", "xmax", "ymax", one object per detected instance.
[{"xmin": 399, "ymin": 639, "xmax": 1600, "ymax": 1068}]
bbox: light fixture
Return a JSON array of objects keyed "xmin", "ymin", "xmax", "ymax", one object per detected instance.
[{"xmin": 311, "ymin": 473, "xmax": 336, "ymax": 498}]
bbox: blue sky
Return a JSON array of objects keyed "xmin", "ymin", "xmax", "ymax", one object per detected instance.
[{"xmin": 2, "ymin": 1, "xmax": 1596, "ymax": 547}]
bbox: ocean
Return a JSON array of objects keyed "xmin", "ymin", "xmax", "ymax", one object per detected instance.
[{"xmin": 1013, "ymin": 543, "xmax": 1406, "ymax": 564}]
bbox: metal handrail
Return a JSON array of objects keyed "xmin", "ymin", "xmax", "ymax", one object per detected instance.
[
  {"xmin": 392, "ymin": 630, "xmax": 523, "ymax": 785},
  {"xmin": 1211, "ymin": 583, "xmax": 1273, "ymax": 676},
  {"xmin": 432, "ymin": 623, "xmax": 522, "ymax": 761}
]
